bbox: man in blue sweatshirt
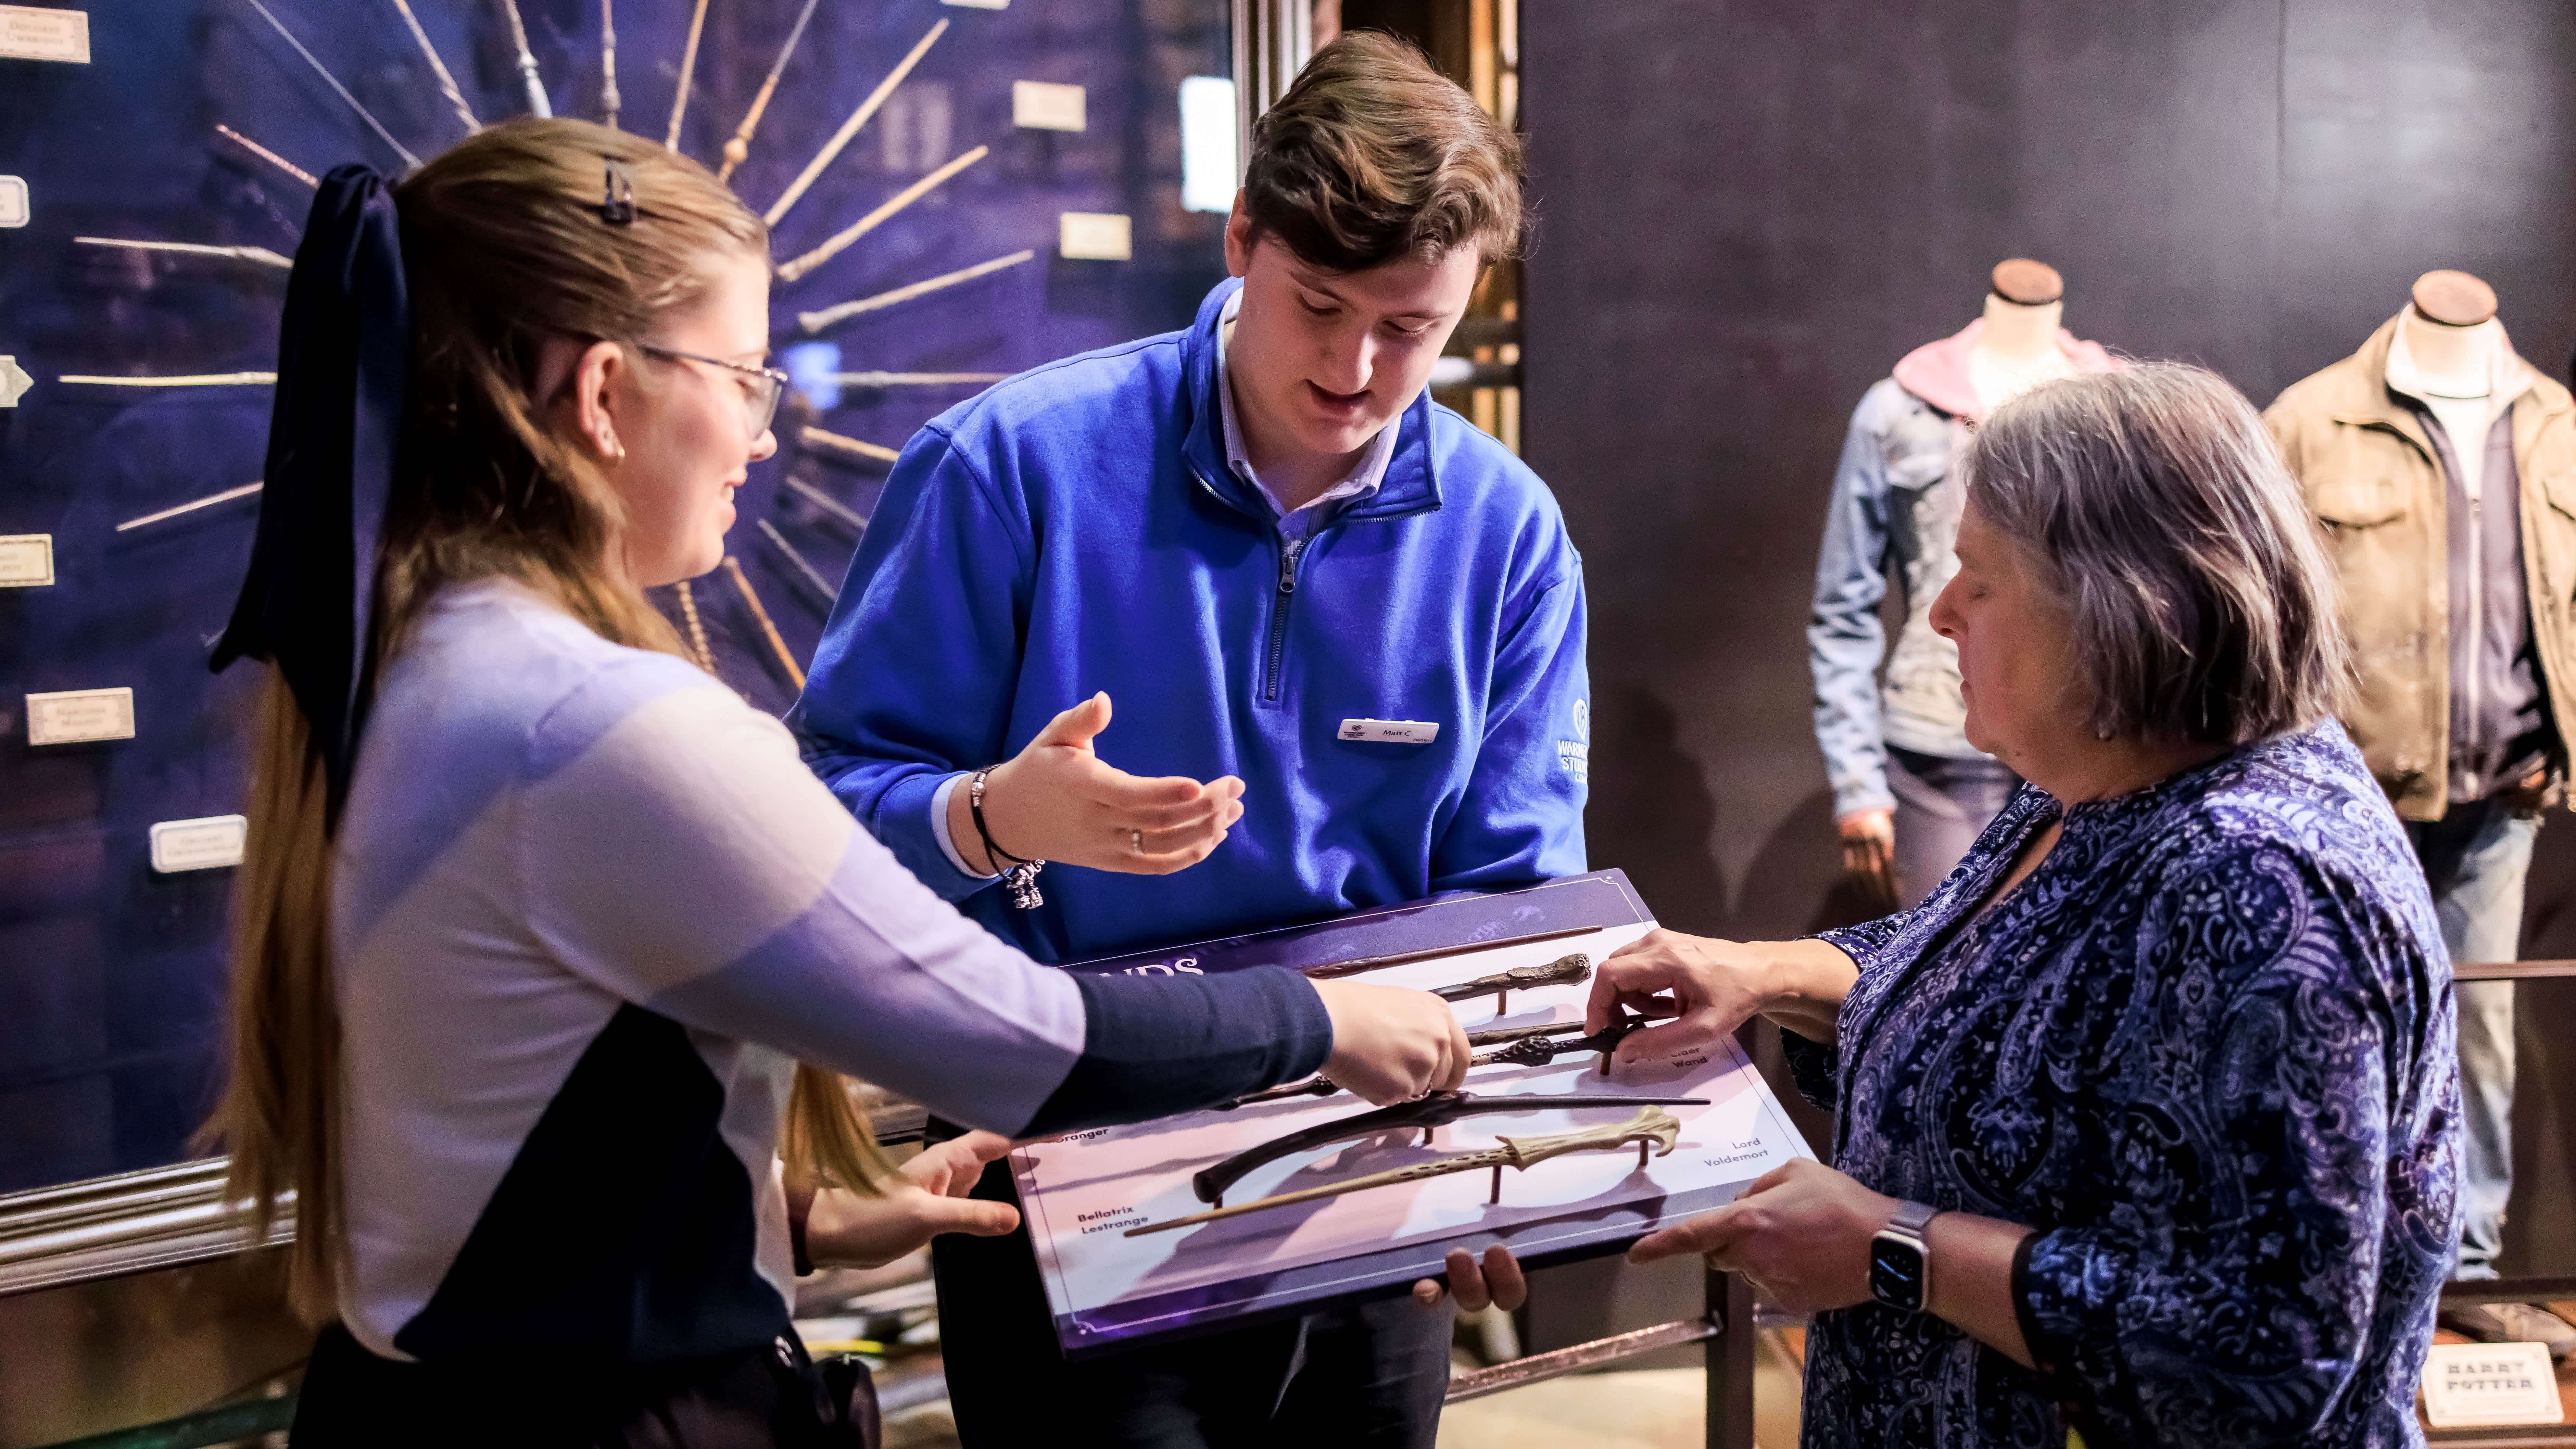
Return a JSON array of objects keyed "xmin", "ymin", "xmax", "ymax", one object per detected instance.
[{"xmin": 791, "ymin": 33, "xmax": 1585, "ymax": 1449}]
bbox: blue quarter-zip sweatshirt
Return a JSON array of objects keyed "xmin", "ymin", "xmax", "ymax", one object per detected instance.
[{"xmin": 789, "ymin": 278, "xmax": 1590, "ymax": 964}]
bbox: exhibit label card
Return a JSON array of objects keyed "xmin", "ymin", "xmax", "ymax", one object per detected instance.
[
  {"xmin": 1013, "ymin": 869, "xmax": 1817, "ymax": 1356},
  {"xmin": 1058, "ymin": 212, "xmax": 1132, "ymax": 261},
  {"xmin": 150, "ymin": 815, "xmax": 249, "ymax": 874},
  {"xmin": 2421, "ymin": 1342, "xmax": 2563, "ymax": 1427},
  {"xmin": 0, "ymin": 534, "xmax": 53, "ymax": 586},
  {"xmin": 1013, "ymin": 80, "xmax": 1086, "ymax": 132},
  {"xmin": 0, "ymin": 175, "xmax": 27, "ymax": 227},
  {"xmin": 26, "ymin": 687, "xmax": 135, "ymax": 745},
  {"xmin": 0, "ymin": 6, "xmax": 89, "ymax": 63}
]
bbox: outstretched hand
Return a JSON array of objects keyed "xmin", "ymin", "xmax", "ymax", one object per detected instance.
[
  {"xmin": 802, "ymin": 1131, "xmax": 1021, "ymax": 1270},
  {"xmin": 1584, "ymin": 929, "xmax": 1776, "ymax": 1065},
  {"xmin": 953, "ymin": 693, "xmax": 1246, "ymax": 875}
]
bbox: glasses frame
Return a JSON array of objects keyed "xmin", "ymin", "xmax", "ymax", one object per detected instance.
[{"xmin": 637, "ymin": 343, "xmax": 791, "ymax": 440}]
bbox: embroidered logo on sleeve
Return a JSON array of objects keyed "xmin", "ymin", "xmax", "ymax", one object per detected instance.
[{"xmin": 1557, "ymin": 697, "xmax": 1590, "ymax": 784}]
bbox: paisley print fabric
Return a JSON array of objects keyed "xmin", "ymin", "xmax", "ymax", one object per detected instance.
[{"xmin": 1792, "ymin": 720, "xmax": 2459, "ymax": 1448}]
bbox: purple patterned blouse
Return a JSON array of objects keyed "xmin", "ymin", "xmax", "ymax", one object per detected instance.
[{"xmin": 1788, "ymin": 720, "xmax": 2460, "ymax": 1448}]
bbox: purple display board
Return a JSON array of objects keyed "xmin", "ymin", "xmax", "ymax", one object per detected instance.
[{"xmin": 1019, "ymin": 870, "xmax": 1816, "ymax": 1356}]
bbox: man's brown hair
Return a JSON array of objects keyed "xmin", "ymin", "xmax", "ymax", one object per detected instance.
[{"xmin": 1241, "ymin": 31, "xmax": 1525, "ymax": 273}]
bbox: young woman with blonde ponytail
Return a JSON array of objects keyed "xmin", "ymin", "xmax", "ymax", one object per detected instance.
[{"xmin": 203, "ymin": 119, "xmax": 1470, "ymax": 1446}]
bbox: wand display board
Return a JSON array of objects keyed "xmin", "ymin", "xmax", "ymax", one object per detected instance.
[{"xmin": 1014, "ymin": 869, "xmax": 1815, "ymax": 1356}]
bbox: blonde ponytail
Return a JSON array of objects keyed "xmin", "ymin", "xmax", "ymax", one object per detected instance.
[{"xmin": 206, "ymin": 119, "xmax": 890, "ymax": 1322}]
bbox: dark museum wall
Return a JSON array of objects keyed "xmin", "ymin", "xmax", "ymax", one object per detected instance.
[{"xmin": 1523, "ymin": 0, "xmax": 2576, "ymax": 1270}]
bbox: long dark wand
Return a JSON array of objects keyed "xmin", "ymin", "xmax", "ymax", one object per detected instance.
[
  {"xmin": 1128, "ymin": 1108, "xmax": 1684, "ymax": 1236},
  {"xmin": 1193, "ymin": 1088, "xmax": 1708, "ymax": 1206}
]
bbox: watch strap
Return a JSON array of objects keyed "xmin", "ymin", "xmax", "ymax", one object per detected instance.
[{"xmin": 1885, "ymin": 1199, "xmax": 1938, "ymax": 1238}]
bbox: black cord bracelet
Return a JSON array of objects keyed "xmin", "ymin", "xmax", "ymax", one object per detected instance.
[{"xmin": 968, "ymin": 767, "xmax": 1047, "ymax": 909}]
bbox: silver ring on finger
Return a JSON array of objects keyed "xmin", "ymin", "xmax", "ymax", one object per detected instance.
[{"xmin": 1130, "ymin": 829, "xmax": 1143, "ymax": 855}]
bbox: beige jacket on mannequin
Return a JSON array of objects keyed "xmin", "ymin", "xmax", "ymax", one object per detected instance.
[{"xmin": 2263, "ymin": 313, "xmax": 2576, "ymax": 821}]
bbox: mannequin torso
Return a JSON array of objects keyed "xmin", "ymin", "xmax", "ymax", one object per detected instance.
[{"xmin": 1967, "ymin": 294, "xmax": 2073, "ymax": 415}]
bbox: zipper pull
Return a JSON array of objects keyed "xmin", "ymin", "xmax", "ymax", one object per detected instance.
[{"xmin": 1279, "ymin": 537, "xmax": 1306, "ymax": 593}]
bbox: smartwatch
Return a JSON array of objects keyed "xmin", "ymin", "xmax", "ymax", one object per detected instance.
[{"xmin": 1868, "ymin": 1200, "xmax": 1939, "ymax": 1313}]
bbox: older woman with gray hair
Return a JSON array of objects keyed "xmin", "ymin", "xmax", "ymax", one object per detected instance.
[{"xmin": 1600, "ymin": 362, "xmax": 2459, "ymax": 1448}]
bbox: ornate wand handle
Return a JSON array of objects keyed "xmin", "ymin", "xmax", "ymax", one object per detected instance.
[
  {"xmin": 1433, "ymin": 953, "xmax": 1592, "ymax": 1013},
  {"xmin": 717, "ymin": 0, "xmax": 822, "ymax": 183}
]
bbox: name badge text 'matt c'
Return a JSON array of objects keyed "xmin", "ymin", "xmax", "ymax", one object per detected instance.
[{"xmin": 1338, "ymin": 718, "xmax": 1439, "ymax": 745}]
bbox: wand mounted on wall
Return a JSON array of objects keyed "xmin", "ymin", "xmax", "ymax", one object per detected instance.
[
  {"xmin": 599, "ymin": 0, "xmax": 620, "ymax": 130},
  {"xmin": 716, "ymin": 0, "xmax": 823, "ymax": 183},
  {"xmin": 799, "ymin": 249, "xmax": 1037, "ymax": 333},
  {"xmin": 388, "ymin": 0, "xmax": 481, "ymax": 135},
  {"xmin": 241, "ymin": 0, "xmax": 422, "ymax": 170},
  {"xmin": 216, "ymin": 124, "xmax": 319, "ymax": 188},
  {"xmin": 495, "ymin": 0, "xmax": 552, "ymax": 117},
  {"xmin": 665, "ymin": 0, "xmax": 711, "ymax": 149},
  {"xmin": 764, "ymin": 18, "xmax": 951, "ymax": 226},
  {"xmin": 76, "ymin": 236, "xmax": 292, "ymax": 271}
]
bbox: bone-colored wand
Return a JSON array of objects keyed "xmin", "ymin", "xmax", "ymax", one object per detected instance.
[
  {"xmin": 798, "ymin": 249, "xmax": 1037, "ymax": 333},
  {"xmin": 665, "ymin": 0, "xmax": 711, "ymax": 149},
  {"xmin": 716, "ymin": 0, "xmax": 824, "ymax": 183},
  {"xmin": 388, "ymin": 0, "xmax": 480, "ymax": 135},
  {"xmin": 764, "ymin": 18, "xmax": 950, "ymax": 227},
  {"xmin": 496, "ymin": 0, "xmax": 552, "ymax": 118}
]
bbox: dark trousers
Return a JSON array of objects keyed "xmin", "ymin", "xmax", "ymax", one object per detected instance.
[
  {"xmin": 934, "ymin": 1159, "xmax": 1454, "ymax": 1449},
  {"xmin": 292, "ymin": 1324, "xmax": 876, "ymax": 1449}
]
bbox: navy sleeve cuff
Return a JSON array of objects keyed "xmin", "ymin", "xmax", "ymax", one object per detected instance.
[
  {"xmin": 1779, "ymin": 1027, "xmax": 1841, "ymax": 1111},
  {"xmin": 1023, "ymin": 967, "xmax": 1334, "ymax": 1136}
]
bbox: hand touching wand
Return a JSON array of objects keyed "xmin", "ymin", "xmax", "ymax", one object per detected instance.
[
  {"xmin": 1218, "ymin": 1004, "xmax": 1667, "ymax": 1110},
  {"xmin": 1127, "ymin": 1108, "xmax": 1685, "ymax": 1236}
]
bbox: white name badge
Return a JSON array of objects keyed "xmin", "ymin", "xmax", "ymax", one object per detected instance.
[
  {"xmin": 0, "ymin": 534, "xmax": 53, "ymax": 586},
  {"xmin": 2421, "ymin": 1341, "xmax": 2563, "ymax": 1427},
  {"xmin": 150, "ymin": 815, "xmax": 249, "ymax": 874},
  {"xmin": 26, "ymin": 687, "xmax": 135, "ymax": 745},
  {"xmin": 1338, "ymin": 718, "xmax": 1439, "ymax": 744}
]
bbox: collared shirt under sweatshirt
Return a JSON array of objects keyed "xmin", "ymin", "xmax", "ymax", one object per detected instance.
[{"xmin": 790, "ymin": 276, "xmax": 1590, "ymax": 965}]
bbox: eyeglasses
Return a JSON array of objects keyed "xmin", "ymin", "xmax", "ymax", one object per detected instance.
[{"xmin": 638, "ymin": 343, "xmax": 791, "ymax": 440}]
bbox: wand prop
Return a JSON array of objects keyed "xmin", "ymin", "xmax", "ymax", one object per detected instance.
[
  {"xmin": 76, "ymin": 237, "xmax": 293, "ymax": 270},
  {"xmin": 798, "ymin": 249, "xmax": 1037, "ymax": 333},
  {"xmin": 216, "ymin": 123, "xmax": 320, "ymax": 188},
  {"xmin": 721, "ymin": 556, "xmax": 803, "ymax": 687},
  {"xmin": 117, "ymin": 482, "xmax": 264, "ymax": 533},
  {"xmin": 764, "ymin": 18, "xmax": 950, "ymax": 226},
  {"xmin": 1433, "ymin": 952, "xmax": 1592, "ymax": 1013},
  {"xmin": 781, "ymin": 475, "xmax": 867, "ymax": 535},
  {"xmin": 665, "ymin": 0, "xmax": 711, "ymax": 149},
  {"xmin": 800, "ymin": 425, "xmax": 901, "ymax": 463},
  {"xmin": 60, "ymin": 372, "xmax": 277, "ymax": 387},
  {"xmin": 716, "ymin": 0, "xmax": 823, "ymax": 183},
  {"xmin": 495, "ymin": 0, "xmax": 551, "ymax": 117},
  {"xmin": 388, "ymin": 0, "xmax": 480, "ymax": 134},
  {"xmin": 775, "ymin": 144, "xmax": 990, "ymax": 282},
  {"xmin": 1193, "ymin": 1090, "xmax": 1707, "ymax": 1206},
  {"xmin": 825, "ymin": 371, "xmax": 1009, "ymax": 387},
  {"xmin": 1127, "ymin": 1107, "xmax": 1683, "ymax": 1236},
  {"xmin": 241, "ymin": 0, "xmax": 423, "ymax": 170},
  {"xmin": 755, "ymin": 517, "xmax": 840, "ymax": 603},
  {"xmin": 1297, "ymin": 926, "xmax": 1603, "ymax": 981},
  {"xmin": 599, "ymin": 0, "xmax": 620, "ymax": 129},
  {"xmin": 1220, "ymin": 1006, "xmax": 1665, "ymax": 1111}
]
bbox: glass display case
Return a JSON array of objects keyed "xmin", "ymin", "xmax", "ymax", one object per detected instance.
[{"xmin": 0, "ymin": 0, "xmax": 1235, "ymax": 1209}]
